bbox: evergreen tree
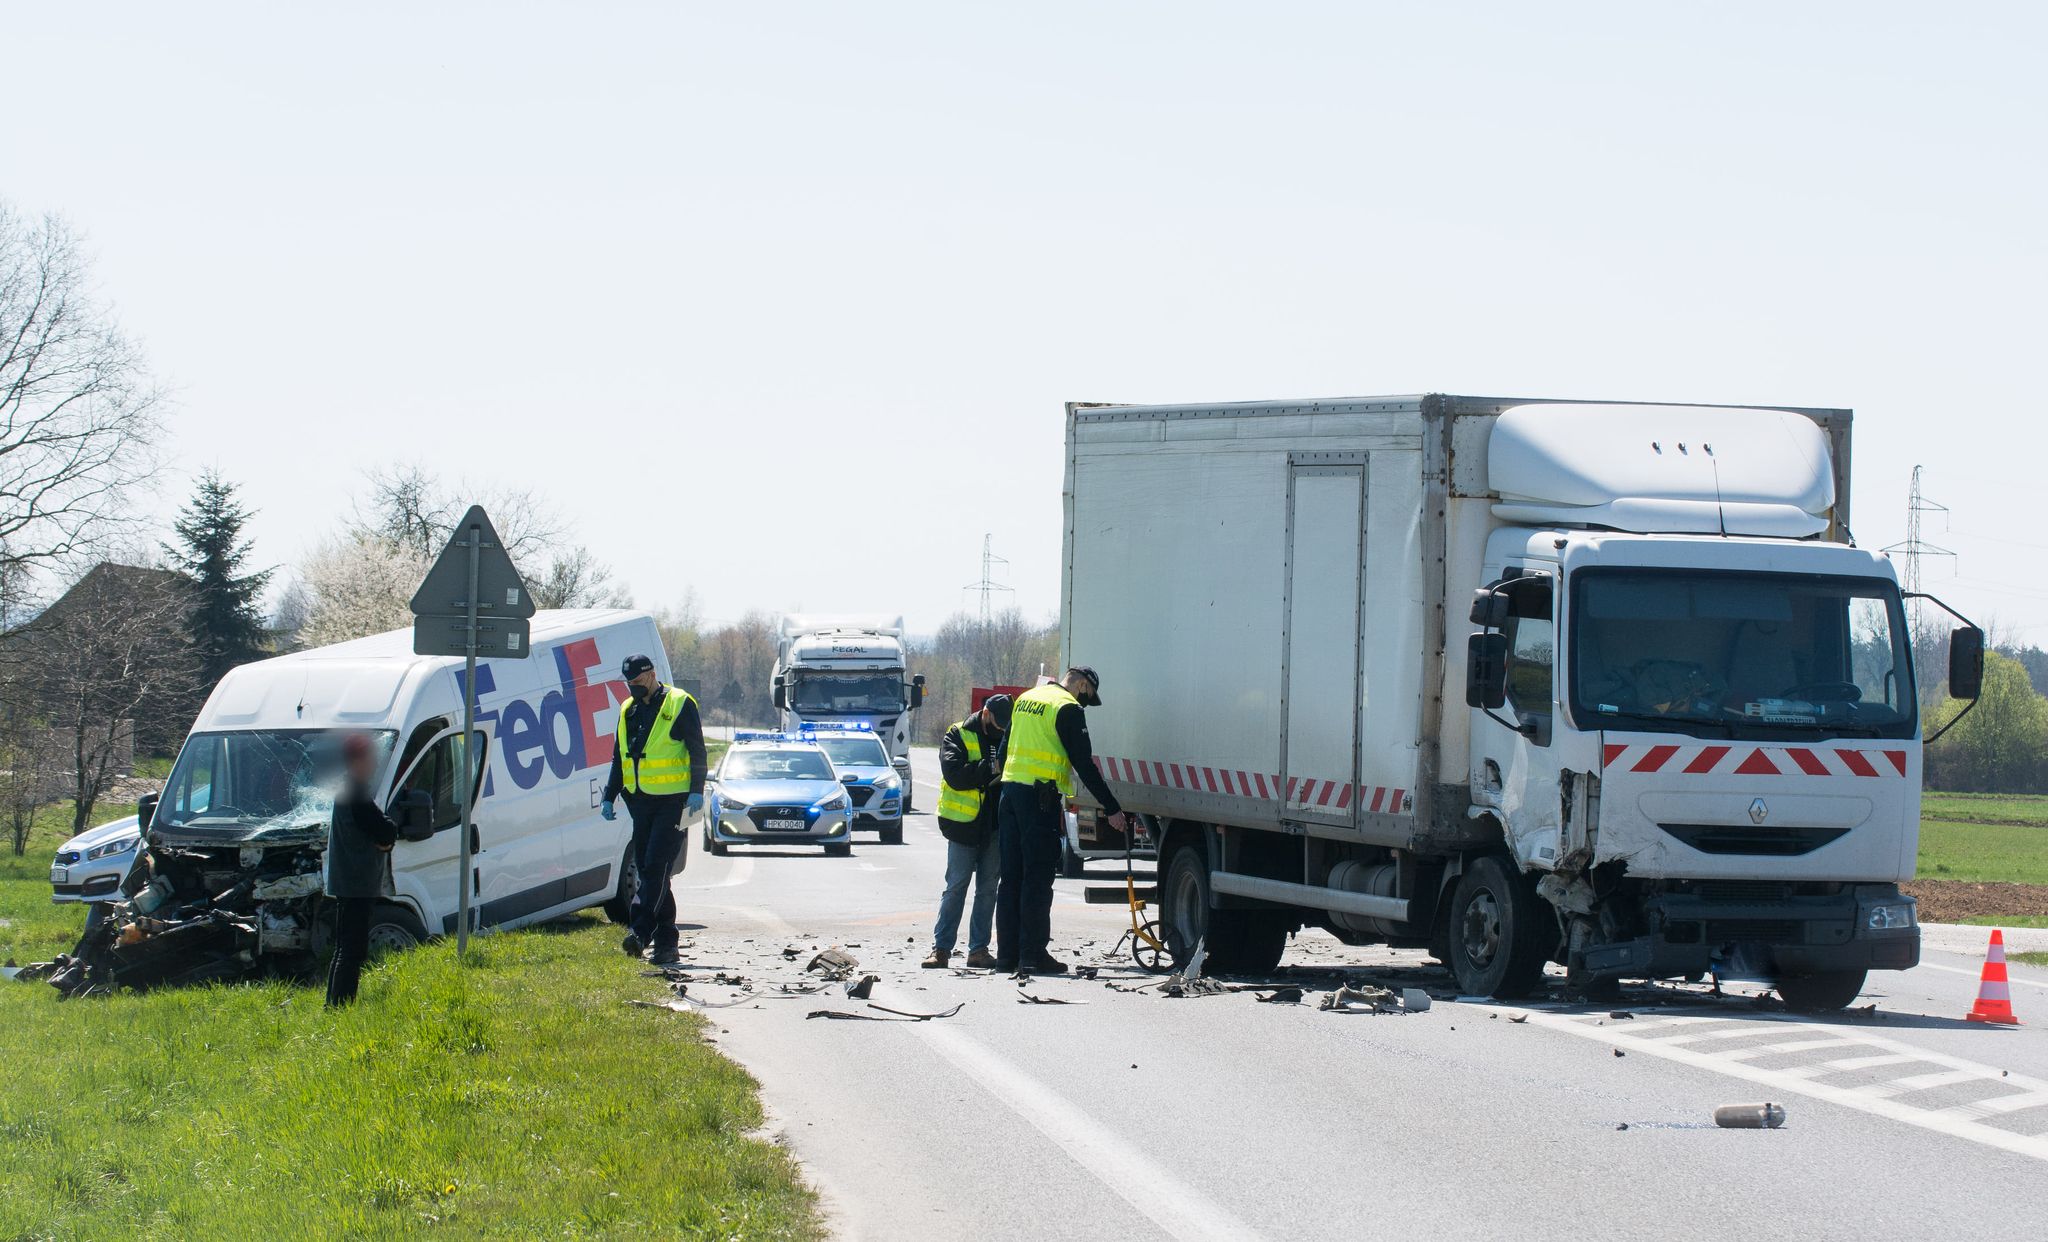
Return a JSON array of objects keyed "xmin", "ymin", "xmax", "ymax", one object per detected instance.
[{"xmin": 168, "ymin": 469, "xmax": 274, "ymax": 685}]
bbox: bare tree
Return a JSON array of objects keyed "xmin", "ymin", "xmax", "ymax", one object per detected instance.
[
  {"xmin": 0, "ymin": 711, "xmax": 63, "ymax": 855},
  {"xmin": 530, "ymin": 543, "xmax": 632, "ymax": 610},
  {"xmin": 0, "ymin": 204, "xmax": 164, "ymax": 578},
  {"xmin": 20, "ymin": 562, "xmax": 201, "ymax": 832},
  {"xmin": 294, "ymin": 534, "xmax": 430, "ymax": 648}
]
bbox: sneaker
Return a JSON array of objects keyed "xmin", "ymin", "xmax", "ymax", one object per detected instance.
[
  {"xmin": 649, "ymin": 946, "xmax": 681, "ymax": 967},
  {"xmin": 921, "ymin": 949, "xmax": 951, "ymax": 969},
  {"xmin": 620, "ymin": 931, "xmax": 643, "ymax": 957},
  {"xmin": 964, "ymin": 950, "xmax": 999, "ymax": 970},
  {"xmin": 1021, "ymin": 955, "xmax": 1069, "ymax": 975}
]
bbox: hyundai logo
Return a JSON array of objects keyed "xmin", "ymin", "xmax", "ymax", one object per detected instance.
[{"xmin": 1749, "ymin": 798, "xmax": 1769, "ymax": 825}]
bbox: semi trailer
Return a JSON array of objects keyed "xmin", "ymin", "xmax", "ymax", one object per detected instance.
[{"xmin": 1060, "ymin": 394, "xmax": 1983, "ymax": 1009}]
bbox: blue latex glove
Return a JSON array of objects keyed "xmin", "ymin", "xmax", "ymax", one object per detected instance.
[
  {"xmin": 600, "ymin": 800, "xmax": 617, "ymax": 822},
  {"xmin": 686, "ymin": 793, "xmax": 705, "ymax": 816}
]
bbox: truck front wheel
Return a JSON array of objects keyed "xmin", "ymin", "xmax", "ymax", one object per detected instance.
[
  {"xmin": 1447, "ymin": 856, "xmax": 1554, "ymax": 998},
  {"xmin": 1160, "ymin": 844, "xmax": 1289, "ymax": 976},
  {"xmin": 1776, "ymin": 969, "xmax": 1867, "ymax": 1013}
]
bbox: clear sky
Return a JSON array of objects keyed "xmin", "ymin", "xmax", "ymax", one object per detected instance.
[{"xmin": 4, "ymin": 2, "xmax": 2043, "ymax": 639}]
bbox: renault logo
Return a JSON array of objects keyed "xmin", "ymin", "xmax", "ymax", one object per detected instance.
[{"xmin": 1749, "ymin": 798, "xmax": 1769, "ymax": 825}]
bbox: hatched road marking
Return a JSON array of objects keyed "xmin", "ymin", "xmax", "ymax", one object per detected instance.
[{"xmin": 1522, "ymin": 1008, "xmax": 2048, "ymax": 1162}]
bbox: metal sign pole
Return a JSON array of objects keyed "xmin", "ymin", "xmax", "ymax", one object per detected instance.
[{"xmin": 457, "ymin": 521, "xmax": 478, "ymax": 956}]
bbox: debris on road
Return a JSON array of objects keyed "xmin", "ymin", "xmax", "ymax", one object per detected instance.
[
  {"xmin": 1319, "ymin": 983, "xmax": 1399, "ymax": 1013},
  {"xmin": 1401, "ymin": 988, "xmax": 1433, "ymax": 1013},
  {"xmin": 807, "ymin": 1001, "xmax": 966, "ymax": 1022},
  {"xmin": 1162, "ymin": 973, "xmax": 1228, "ymax": 998},
  {"xmin": 1018, "ymin": 990, "xmax": 1085, "ymax": 1005},
  {"xmin": 1612, "ymin": 1048, "xmax": 1626, "ymax": 1058},
  {"xmin": 1713, "ymin": 1102, "xmax": 1787, "ymax": 1129},
  {"xmin": 1256, "ymin": 986, "xmax": 1304, "ymax": 1004},
  {"xmin": 1608, "ymin": 1010, "xmax": 1635, "ymax": 1020},
  {"xmin": 805, "ymin": 947, "xmax": 861, "ymax": 980},
  {"xmin": 1509, "ymin": 1014, "xmax": 1529, "ymax": 1024},
  {"xmin": 846, "ymin": 974, "xmax": 879, "ymax": 999}
]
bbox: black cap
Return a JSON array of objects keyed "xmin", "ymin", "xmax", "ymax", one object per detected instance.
[
  {"xmin": 1068, "ymin": 666, "xmax": 1102, "ymax": 706},
  {"xmin": 621, "ymin": 653, "xmax": 656, "ymax": 680},
  {"xmin": 982, "ymin": 693, "xmax": 1013, "ymax": 727}
]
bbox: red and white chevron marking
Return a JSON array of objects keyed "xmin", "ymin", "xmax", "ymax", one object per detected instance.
[
  {"xmin": 1601, "ymin": 741, "xmax": 1909, "ymax": 778},
  {"xmin": 1096, "ymin": 755, "xmax": 1411, "ymax": 815}
]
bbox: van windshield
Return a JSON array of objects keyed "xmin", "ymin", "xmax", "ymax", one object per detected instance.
[
  {"xmin": 1569, "ymin": 569, "xmax": 1915, "ymax": 739},
  {"xmin": 155, "ymin": 729, "xmax": 399, "ymax": 840},
  {"xmin": 788, "ymin": 673, "xmax": 905, "ymax": 714}
]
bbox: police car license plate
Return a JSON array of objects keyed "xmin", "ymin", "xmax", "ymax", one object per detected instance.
[
  {"xmin": 50, "ymin": 866, "xmax": 68, "ymax": 884},
  {"xmin": 766, "ymin": 818, "xmax": 804, "ymax": 832}
]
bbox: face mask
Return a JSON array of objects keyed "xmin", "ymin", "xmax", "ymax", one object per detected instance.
[{"xmin": 630, "ymin": 681, "xmax": 653, "ymax": 702}]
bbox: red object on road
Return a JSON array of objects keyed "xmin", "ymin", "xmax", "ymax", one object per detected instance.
[{"xmin": 1965, "ymin": 929, "xmax": 2022, "ymax": 1025}]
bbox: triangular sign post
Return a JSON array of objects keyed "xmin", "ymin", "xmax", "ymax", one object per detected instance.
[{"xmin": 409, "ymin": 505, "xmax": 536, "ymax": 956}]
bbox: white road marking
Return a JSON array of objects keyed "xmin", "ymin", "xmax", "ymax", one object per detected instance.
[
  {"xmin": 1523, "ymin": 1008, "xmax": 2048, "ymax": 1163},
  {"xmin": 679, "ymin": 855, "xmax": 756, "ymax": 889},
  {"xmin": 914, "ymin": 1021, "xmax": 1263, "ymax": 1242},
  {"xmin": 1920, "ymin": 960, "xmax": 2048, "ymax": 991}
]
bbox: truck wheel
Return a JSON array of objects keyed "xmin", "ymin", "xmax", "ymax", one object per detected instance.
[
  {"xmin": 1159, "ymin": 845, "xmax": 1290, "ymax": 975},
  {"xmin": 881, "ymin": 822, "xmax": 904, "ymax": 846},
  {"xmin": 1060, "ymin": 838, "xmax": 1086, "ymax": 879},
  {"xmin": 1447, "ymin": 856, "xmax": 1553, "ymax": 998},
  {"xmin": 1776, "ymin": 969, "xmax": 1867, "ymax": 1013},
  {"xmin": 366, "ymin": 904, "xmax": 429, "ymax": 956},
  {"xmin": 603, "ymin": 848, "xmax": 638, "ymax": 923}
]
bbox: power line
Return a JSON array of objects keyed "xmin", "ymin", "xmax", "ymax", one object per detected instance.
[
  {"xmin": 962, "ymin": 533, "xmax": 1012, "ymax": 624},
  {"xmin": 1881, "ymin": 464, "xmax": 1953, "ymax": 639}
]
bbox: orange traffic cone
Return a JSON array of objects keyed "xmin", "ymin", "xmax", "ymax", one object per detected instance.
[{"xmin": 1966, "ymin": 929, "xmax": 2022, "ymax": 1026}]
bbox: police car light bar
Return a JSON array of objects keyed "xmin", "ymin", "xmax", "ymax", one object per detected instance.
[{"xmin": 799, "ymin": 722, "xmax": 874, "ymax": 735}]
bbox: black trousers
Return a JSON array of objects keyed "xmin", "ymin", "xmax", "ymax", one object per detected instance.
[
  {"xmin": 994, "ymin": 782, "xmax": 1062, "ymax": 964},
  {"xmin": 627, "ymin": 794, "xmax": 686, "ymax": 952},
  {"xmin": 326, "ymin": 896, "xmax": 372, "ymax": 1007}
]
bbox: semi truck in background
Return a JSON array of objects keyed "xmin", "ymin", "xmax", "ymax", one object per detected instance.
[
  {"xmin": 1061, "ymin": 394, "xmax": 1984, "ymax": 1010},
  {"xmin": 772, "ymin": 616, "xmax": 925, "ymax": 809}
]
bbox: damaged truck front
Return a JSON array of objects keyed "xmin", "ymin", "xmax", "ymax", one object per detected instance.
[
  {"xmin": 49, "ymin": 729, "xmax": 430, "ymax": 998},
  {"xmin": 1061, "ymin": 394, "xmax": 1984, "ymax": 1010}
]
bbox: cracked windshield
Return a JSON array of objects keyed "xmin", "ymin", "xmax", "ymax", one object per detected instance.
[{"xmin": 156, "ymin": 730, "xmax": 397, "ymax": 836}]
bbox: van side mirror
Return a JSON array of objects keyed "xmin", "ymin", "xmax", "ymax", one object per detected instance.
[
  {"xmin": 395, "ymin": 788, "xmax": 436, "ymax": 842},
  {"xmin": 771, "ymin": 675, "xmax": 786, "ymax": 711},
  {"xmin": 910, "ymin": 674, "xmax": 925, "ymax": 709},
  {"xmin": 1465, "ymin": 633, "xmax": 1508, "ymax": 709},
  {"xmin": 136, "ymin": 791, "xmax": 158, "ymax": 833},
  {"xmin": 1948, "ymin": 626, "xmax": 1985, "ymax": 700}
]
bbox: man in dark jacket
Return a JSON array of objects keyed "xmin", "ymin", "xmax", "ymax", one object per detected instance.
[
  {"xmin": 922, "ymin": 694, "xmax": 1010, "ymax": 969},
  {"xmin": 601, "ymin": 653, "xmax": 708, "ymax": 967},
  {"xmin": 327, "ymin": 732, "xmax": 398, "ymax": 1007}
]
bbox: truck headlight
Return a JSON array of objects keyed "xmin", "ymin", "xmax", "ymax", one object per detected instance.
[
  {"xmin": 85, "ymin": 836, "xmax": 139, "ymax": 861},
  {"xmin": 1865, "ymin": 903, "xmax": 1916, "ymax": 931}
]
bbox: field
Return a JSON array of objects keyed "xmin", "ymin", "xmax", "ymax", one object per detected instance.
[
  {"xmin": 0, "ymin": 784, "xmax": 816, "ymax": 1240},
  {"xmin": 1909, "ymin": 792, "xmax": 2048, "ymax": 925}
]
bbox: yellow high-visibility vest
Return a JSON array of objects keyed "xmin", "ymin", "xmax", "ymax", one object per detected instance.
[
  {"xmin": 1002, "ymin": 683, "xmax": 1076, "ymax": 796},
  {"xmin": 936, "ymin": 722, "xmax": 987, "ymax": 824},
  {"xmin": 617, "ymin": 685, "xmax": 696, "ymax": 795}
]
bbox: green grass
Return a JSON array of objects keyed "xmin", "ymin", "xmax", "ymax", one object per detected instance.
[
  {"xmin": 0, "ymin": 777, "xmax": 818, "ymax": 1240},
  {"xmin": 1921, "ymin": 791, "xmax": 2048, "ymax": 828},
  {"xmin": 2013, "ymin": 952, "xmax": 2048, "ymax": 969},
  {"xmin": 1961, "ymin": 915, "xmax": 2048, "ymax": 929},
  {"xmin": 1917, "ymin": 820, "xmax": 2048, "ymax": 885}
]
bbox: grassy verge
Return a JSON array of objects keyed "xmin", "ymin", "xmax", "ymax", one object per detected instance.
[
  {"xmin": 2013, "ymin": 952, "xmax": 2048, "ymax": 969},
  {"xmin": 1917, "ymin": 820, "xmax": 2048, "ymax": 885},
  {"xmin": 1921, "ymin": 792, "xmax": 2048, "ymax": 828},
  {"xmin": 1, "ymin": 776, "xmax": 818, "ymax": 1240}
]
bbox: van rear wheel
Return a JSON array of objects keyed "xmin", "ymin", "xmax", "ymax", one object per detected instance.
[
  {"xmin": 603, "ymin": 848, "xmax": 637, "ymax": 923},
  {"xmin": 366, "ymin": 904, "xmax": 429, "ymax": 956}
]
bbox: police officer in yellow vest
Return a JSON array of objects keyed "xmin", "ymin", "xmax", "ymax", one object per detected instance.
[
  {"xmin": 995, "ymin": 667, "xmax": 1128, "ymax": 974},
  {"xmin": 601, "ymin": 653, "xmax": 707, "ymax": 967},
  {"xmin": 922, "ymin": 694, "xmax": 1011, "ymax": 970}
]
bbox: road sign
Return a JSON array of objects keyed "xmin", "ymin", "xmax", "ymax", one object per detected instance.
[
  {"xmin": 409, "ymin": 504, "xmax": 535, "ymax": 622},
  {"xmin": 408, "ymin": 504, "xmax": 535, "ymax": 956}
]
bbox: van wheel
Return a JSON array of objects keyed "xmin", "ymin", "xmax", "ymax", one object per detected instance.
[
  {"xmin": 1777, "ymin": 969, "xmax": 1867, "ymax": 1013},
  {"xmin": 1158, "ymin": 844, "xmax": 1289, "ymax": 975},
  {"xmin": 1447, "ymin": 856, "xmax": 1554, "ymax": 998},
  {"xmin": 366, "ymin": 904, "xmax": 429, "ymax": 956},
  {"xmin": 603, "ymin": 849, "xmax": 638, "ymax": 923}
]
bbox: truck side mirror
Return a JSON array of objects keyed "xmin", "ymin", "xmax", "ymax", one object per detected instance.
[
  {"xmin": 771, "ymin": 675, "xmax": 786, "ymax": 711},
  {"xmin": 910, "ymin": 674, "xmax": 925, "ymax": 709},
  {"xmin": 1469, "ymin": 588, "xmax": 1508, "ymax": 629},
  {"xmin": 1465, "ymin": 633, "xmax": 1508, "ymax": 709},
  {"xmin": 136, "ymin": 791, "xmax": 158, "ymax": 833},
  {"xmin": 395, "ymin": 788, "xmax": 436, "ymax": 842},
  {"xmin": 1948, "ymin": 626, "xmax": 1985, "ymax": 700}
]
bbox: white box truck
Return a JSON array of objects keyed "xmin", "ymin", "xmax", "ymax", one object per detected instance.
[
  {"xmin": 1062, "ymin": 394, "xmax": 1984, "ymax": 1009},
  {"xmin": 770, "ymin": 615, "xmax": 925, "ymax": 808},
  {"xmin": 53, "ymin": 610, "xmax": 668, "ymax": 994}
]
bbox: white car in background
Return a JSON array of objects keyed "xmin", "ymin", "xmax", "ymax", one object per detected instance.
[{"xmin": 50, "ymin": 814, "xmax": 143, "ymax": 926}]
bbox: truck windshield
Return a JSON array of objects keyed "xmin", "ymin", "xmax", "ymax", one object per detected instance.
[
  {"xmin": 1569, "ymin": 570, "xmax": 1914, "ymax": 739},
  {"xmin": 788, "ymin": 673, "xmax": 905, "ymax": 714},
  {"xmin": 814, "ymin": 735, "xmax": 891, "ymax": 768},
  {"xmin": 155, "ymin": 729, "xmax": 398, "ymax": 837}
]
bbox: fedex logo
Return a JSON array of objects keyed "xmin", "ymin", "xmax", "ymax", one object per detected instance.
[{"xmin": 456, "ymin": 637, "xmax": 629, "ymax": 796}]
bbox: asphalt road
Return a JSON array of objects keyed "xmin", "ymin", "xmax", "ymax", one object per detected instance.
[{"xmin": 661, "ymin": 748, "xmax": 2048, "ymax": 1241}]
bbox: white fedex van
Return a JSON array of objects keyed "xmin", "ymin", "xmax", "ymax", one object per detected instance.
[{"xmin": 102, "ymin": 610, "xmax": 664, "ymax": 984}]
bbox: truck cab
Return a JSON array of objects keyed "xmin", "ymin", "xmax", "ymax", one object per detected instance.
[{"xmin": 770, "ymin": 616, "xmax": 925, "ymax": 806}]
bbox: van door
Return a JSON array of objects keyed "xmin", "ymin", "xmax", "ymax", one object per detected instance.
[
  {"xmin": 387, "ymin": 723, "xmax": 488, "ymax": 934},
  {"xmin": 1281, "ymin": 455, "xmax": 1367, "ymax": 830}
]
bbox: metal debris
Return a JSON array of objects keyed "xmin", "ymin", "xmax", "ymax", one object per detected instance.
[
  {"xmin": 1018, "ymin": 990, "xmax": 1085, "ymax": 1005},
  {"xmin": 1256, "ymin": 986, "xmax": 1304, "ymax": 1004},
  {"xmin": 1162, "ymin": 973, "xmax": 1228, "ymax": 998},
  {"xmin": 1509, "ymin": 1014, "xmax": 1529, "ymax": 1024},
  {"xmin": 805, "ymin": 947, "xmax": 861, "ymax": 980},
  {"xmin": 1608, "ymin": 1010, "xmax": 1636, "ymax": 1020},
  {"xmin": 1713, "ymin": 1102, "xmax": 1786, "ymax": 1129},
  {"xmin": 807, "ymin": 1000, "xmax": 965, "ymax": 1022},
  {"xmin": 1319, "ymin": 983, "xmax": 1399, "ymax": 1013},
  {"xmin": 845, "ymin": 974, "xmax": 880, "ymax": 999}
]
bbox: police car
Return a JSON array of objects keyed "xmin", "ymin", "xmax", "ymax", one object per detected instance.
[
  {"xmin": 703, "ymin": 732, "xmax": 855, "ymax": 857},
  {"xmin": 805, "ymin": 724, "xmax": 904, "ymax": 845}
]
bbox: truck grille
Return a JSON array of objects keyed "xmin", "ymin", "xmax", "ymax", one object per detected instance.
[
  {"xmin": 1705, "ymin": 920, "xmax": 1801, "ymax": 944},
  {"xmin": 1657, "ymin": 824, "xmax": 1848, "ymax": 857},
  {"xmin": 1690, "ymin": 881, "xmax": 1795, "ymax": 904}
]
